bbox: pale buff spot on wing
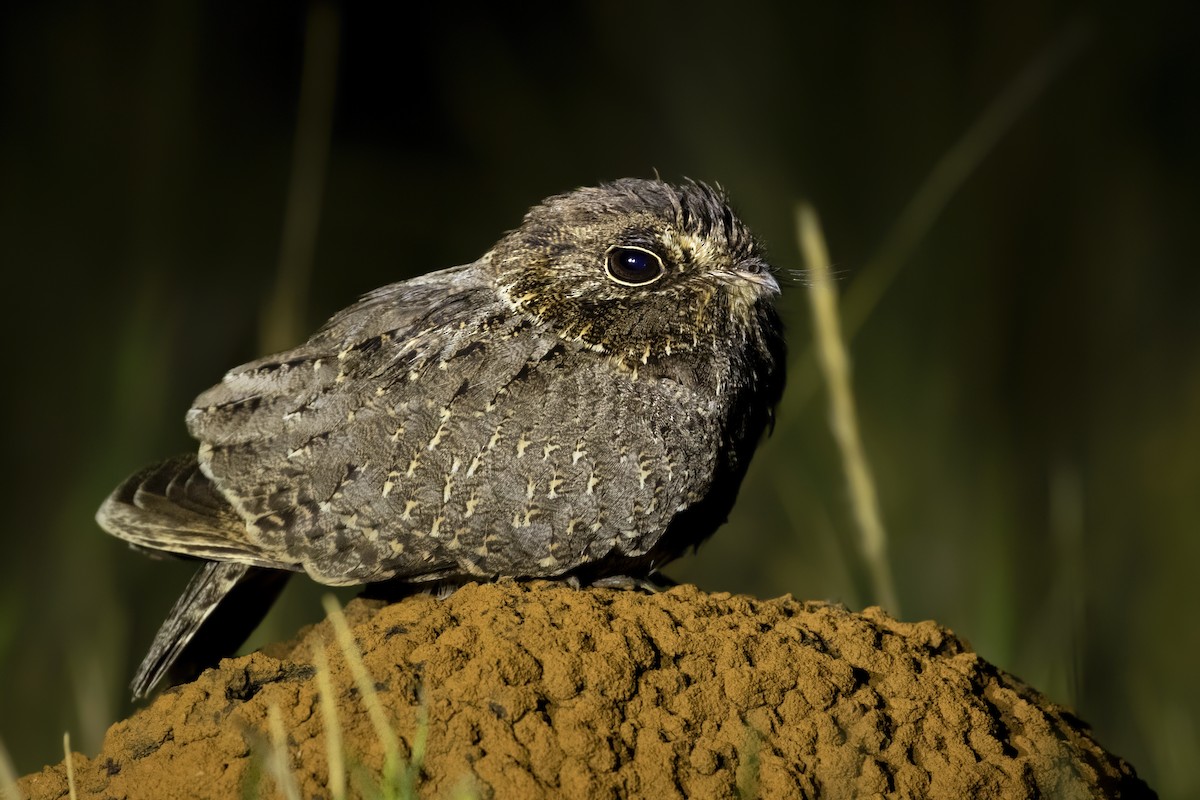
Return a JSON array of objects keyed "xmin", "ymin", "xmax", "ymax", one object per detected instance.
[
  {"xmin": 516, "ymin": 433, "xmax": 532, "ymax": 458},
  {"xmin": 427, "ymin": 407, "xmax": 453, "ymax": 450},
  {"xmin": 382, "ymin": 470, "xmax": 401, "ymax": 498},
  {"xmin": 426, "ymin": 428, "xmax": 445, "ymax": 450},
  {"xmin": 487, "ymin": 425, "xmax": 504, "ymax": 451},
  {"xmin": 405, "ymin": 452, "xmax": 422, "ymax": 477},
  {"xmin": 637, "ymin": 454, "xmax": 654, "ymax": 490},
  {"xmin": 663, "ymin": 455, "xmax": 677, "ymax": 480},
  {"xmin": 401, "ymin": 499, "xmax": 419, "ymax": 521},
  {"xmin": 547, "ymin": 474, "xmax": 563, "ymax": 499},
  {"xmin": 542, "ymin": 442, "xmax": 561, "ymax": 460},
  {"xmin": 443, "ymin": 474, "xmax": 454, "ymax": 503},
  {"xmin": 512, "ymin": 507, "xmax": 540, "ymax": 529}
]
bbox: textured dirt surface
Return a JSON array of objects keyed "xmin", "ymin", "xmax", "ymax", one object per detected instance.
[{"xmin": 20, "ymin": 582, "xmax": 1153, "ymax": 799}]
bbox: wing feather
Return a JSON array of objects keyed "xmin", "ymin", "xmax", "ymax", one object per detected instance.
[
  {"xmin": 181, "ymin": 263, "xmax": 549, "ymax": 583},
  {"xmin": 96, "ymin": 454, "xmax": 294, "ymax": 569}
]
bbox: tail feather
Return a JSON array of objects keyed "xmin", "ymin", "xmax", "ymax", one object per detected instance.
[
  {"xmin": 99, "ymin": 454, "xmax": 299, "ymax": 699},
  {"xmin": 132, "ymin": 561, "xmax": 247, "ymax": 698},
  {"xmin": 131, "ymin": 561, "xmax": 291, "ymax": 698},
  {"xmin": 97, "ymin": 454, "xmax": 288, "ymax": 569}
]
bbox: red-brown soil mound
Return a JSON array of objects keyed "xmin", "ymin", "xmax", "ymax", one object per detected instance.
[{"xmin": 18, "ymin": 582, "xmax": 1153, "ymax": 799}]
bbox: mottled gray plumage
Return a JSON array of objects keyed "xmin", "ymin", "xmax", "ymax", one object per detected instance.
[{"xmin": 98, "ymin": 178, "xmax": 786, "ymax": 698}]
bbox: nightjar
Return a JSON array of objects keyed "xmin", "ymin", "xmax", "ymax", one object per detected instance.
[{"xmin": 97, "ymin": 178, "xmax": 786, "ymax": 698}]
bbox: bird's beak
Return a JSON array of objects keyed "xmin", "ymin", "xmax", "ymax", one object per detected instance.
[{"xmin": 715, "ymin": 266, "xmax": 781, "ymax": 298}]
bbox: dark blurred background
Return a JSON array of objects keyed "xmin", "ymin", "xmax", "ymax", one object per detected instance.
[{"xmin": 1, "ymin": 2, "xmax": 1197, "ymax": 795}]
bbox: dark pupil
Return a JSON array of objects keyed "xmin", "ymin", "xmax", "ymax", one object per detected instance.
[{"xmin": 620, "ymin": 251, "xmax": 652, "ymax": 273}]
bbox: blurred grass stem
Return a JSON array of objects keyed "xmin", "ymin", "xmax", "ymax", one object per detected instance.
[
  {"xmin": 260, "ymin": 1, "xmax": 340, "ymax": 354},
  {"xmin": 0, "ymin": 739, "xmax": 19, "ymax": 800},
  {"xmin": 784, "ymin": 22, "xmax": 1090, "ymax": 417},
  {"xmin": 62, "ymin": 734, "xmax": 77, "ymax": 800},
  {"xmin": 1047, "ymin": 461, "xmax": 1086, "ymax": 705},
  {"xmin": 321, "ymin": 595, "xmax": 403, "ymax": 785},
  {"xmin": 841, "ymin": 22, "xmax": 1090, "ymax": 341},
  {"xmin": 798, "ymin": 204, "xmax": 900, "ymax": 614},
  {"xmin": 266, "ymin": 704, "xmax": 302, "ymax": 800},
  {"xmin": 311, "ymin": 642, "xmax": 347, "ymax": 800}
]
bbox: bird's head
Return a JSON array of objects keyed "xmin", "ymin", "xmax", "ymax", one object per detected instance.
[{"xmin": 487, "ymin": 178, "xmax": 782, "ymax": 373}]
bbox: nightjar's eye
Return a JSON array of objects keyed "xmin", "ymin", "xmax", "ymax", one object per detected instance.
[{"xmin": 604, "ymin": 246, "xmax": 666, "ymax": 286}]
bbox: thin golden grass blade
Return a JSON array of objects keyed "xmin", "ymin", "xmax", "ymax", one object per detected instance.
[
  {"xmin": 321, "ymin": 595, "xmax": 402, "ymax": 782},
  {"xmin": 266, "ymin": 704, "xmax": 302, "ymax": 800},
  {"xmin": 61, "ymin": 733, "xmax": 77, "ymax": 800},
  {"xmin": 798, "ymin": 203, "xmax": 900, "ymax": 614},
  {"xmin": 0, "ymin": 738, "xmax": 23, "ymax": 800},
  {"xmin": 311, "ymin": 641, "xmax": 347, "ymax": 800}
]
